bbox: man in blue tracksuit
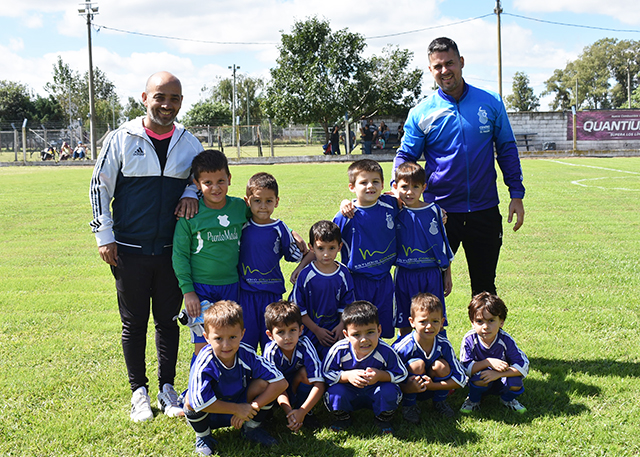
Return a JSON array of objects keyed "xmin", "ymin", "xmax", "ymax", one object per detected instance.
[{"xmin": 392, "ymin": 37, "xmax": 525, "ymax": 297}]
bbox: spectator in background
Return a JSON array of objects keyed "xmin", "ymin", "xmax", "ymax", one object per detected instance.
[
  {"xmin": 330, "ymin": 125, "xmax": 341, "ymax": 155},
  {"xmin": 73, "ymin": 142, "xmax": 86, "ymax": 160},
  {"xmin": 378, "ymin": 121, "xmax": 390, "ymax": 142},
  {"xmin": 59, "ymin": 142, "xmax": 72, "ymax": 161}
]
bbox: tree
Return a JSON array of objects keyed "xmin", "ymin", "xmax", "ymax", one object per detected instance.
[
  {"xmin": 542, "ymin": 38, "xmax": 639, "ymax": 111},
  {"xmin": 44, "ymin": 56, "xmax": 122, "ymax": 134},
  {"xmin": 123, "ymin": 97, "xmax": 145, "ymax": 121},
  {"xmin": 0, "ymin": 80, "xmax": 35, "ymax": 123},
  {"xmin": 505, "ymin": 72, "xmax": 539, "ymax": 112},
  {"xmin": 182, "ymin": 100, "xmax": 232, "ymax": 126},
  {"xmin": 264, "ymin": 17, "xmax": 422, "ymax": 140},
  {"xmin": 203, "ymin": 75, "xmax": 265, "ymax": 125},
  {"xmin": 33, "ymin": 95, "xmax": 65, "ymax": 124}
]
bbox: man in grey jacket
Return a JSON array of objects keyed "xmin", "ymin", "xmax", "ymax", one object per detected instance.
[{"xmin": 90, "ymin": 71, "xmax": 204, "ymax": 422}]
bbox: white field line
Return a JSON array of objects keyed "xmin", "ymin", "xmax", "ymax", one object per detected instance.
[{"xmin": 543, "ymin": 159, "xmax": 640, "ymax": 191}]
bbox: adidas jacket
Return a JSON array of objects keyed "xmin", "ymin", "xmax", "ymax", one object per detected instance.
[{"xmin": 90, "ymin": 117, "xmax": 204, "ymax": 255}]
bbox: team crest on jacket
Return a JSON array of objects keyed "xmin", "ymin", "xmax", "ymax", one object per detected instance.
[
  {"xmin": 477, "ymin": 107, "xmax": 488, "ymax": 124},
  {"xmin": 218, "ymin": 215, "xmax": 230, "ymax": 227},
  {"xmin": 386, "ymin": 213, "xmax": 394, "ymax": 229},
  {"xmin": 429, "ymin": 218, "xmax": 439, "ymax": 235}
]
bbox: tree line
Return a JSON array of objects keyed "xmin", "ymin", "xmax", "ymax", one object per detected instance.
[{"xmin": 2, "ymin": 18, "xmax": 638, "ymax": 136}]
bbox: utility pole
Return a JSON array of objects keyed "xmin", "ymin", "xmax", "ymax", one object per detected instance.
[
  {"xmin": 495, "ymin": 0, "xmax": 503, "ymax": 98},
  {"xmin": 78, "ymin": 1, "xmax": 98, "ymax": 160}
]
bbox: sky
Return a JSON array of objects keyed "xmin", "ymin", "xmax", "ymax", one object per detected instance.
[{"xmin": 1, "ymin": 0, "xmax": 639, "ymax": 116}]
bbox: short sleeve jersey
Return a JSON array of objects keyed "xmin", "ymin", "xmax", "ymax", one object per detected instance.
[
  {"xmin": 392, "ymin": 332, "xmax": 467, "ymax": 387},
  {"xmin": 459, "ymin": 329, "xmax": 529, "ymax": 378},
  {"xmin": 173, "ymin": 197, "xmax": 251, "ymax": 293},
  {"xmin": 322, "ymin": 338, "xmax": 408, "ymax": 386},
  {"xmin": 238, "ymin": 219, "xmax": 303, "ymax": 294},
  {"xmin": 290, "ymin": 262, "xmax": 355, "ymax": 337},
  {"xmin": 395, "ymin": 203, "xmax": 454, "ymax": 271},
  {"xmin": 262, "ymin": 335, "xmax": 324, "ymax": 383},
  {"xmin": 188, "ymin": 342, "xmax": 284, "ymax": 412},
  {"xmin": 333, "ymin": 194, "xmax": 399, "ymax": 280}
]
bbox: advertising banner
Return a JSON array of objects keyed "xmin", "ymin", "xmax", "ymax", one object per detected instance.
[{"xmin": 567, "ymin": 110, "xmax": 640, "ymax": 141}]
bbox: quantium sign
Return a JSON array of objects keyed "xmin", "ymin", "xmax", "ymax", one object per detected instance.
[{"xmin": 567, "ymin": 110, "xmax": 640, "ymax": 141}]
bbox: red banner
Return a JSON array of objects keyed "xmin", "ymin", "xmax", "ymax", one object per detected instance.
[{"xmin": 567, "ymin": 110, "xmax": 640, "ymax": 141}]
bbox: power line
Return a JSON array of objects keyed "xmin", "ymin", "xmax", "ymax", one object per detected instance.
[
  {"xmin": 94, "ymin": 24, "xmax": 277, "ymax": 45},
  {"xmin": 503, "ymin": 12, "xmax": 640, "ymax": 34},
  {"xmin": 365, "ymin": 14, "xmax": 493, "ymax": 39}
]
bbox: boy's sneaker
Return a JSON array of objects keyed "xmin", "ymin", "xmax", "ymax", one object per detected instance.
[
  {"xmin": 130, "ymin": 386, "xmax": 154, "ymax": 422},
  {"xmin": 434, "ymin": 400, "xmax": 456, "ymax": 418},
  {"xmin": 195, "ymin": 435, "xmax": 218, "ymax": 455},
  {"xmin": 330, "ymin": 414, "xmax": 352, "ymax": 432},
  {"xmin": 241, "ymin": 423, "xmax": 278, "ymax": 446},
  {"xmin": 501, "ymin": 398, "xmax": 527, "ymax": 413},
  {"xmin": 374, "ymin": 417, "xmax": 394, "ymax": 436},
  {"xmin": 157, "ymin": 383, "xmax": 184, "ymax": 417},
  {"xmin": 459, "ymin": 397, "xmax": 481, "ymax": 414},
  {"xmin": 401, "ymin": 404, "xmax": 421, "ymax": 424}
]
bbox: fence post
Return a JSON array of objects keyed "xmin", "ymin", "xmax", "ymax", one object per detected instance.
[
  {"xmin": 22, "ymin": 119, "xmax": 28, "ymax": 163},
  {"xmin": 268, "ymin": 119, "xmax": 274, "ymax": 157},
  {"xmin": 12, "ymin": 124, "xmax": 18, "ymax": 161},
  {"xmin": 257, "ymin": 126, "xmax": 263, "ymax": 157}
]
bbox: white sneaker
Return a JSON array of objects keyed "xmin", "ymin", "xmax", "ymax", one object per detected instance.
[
  {"xmin": 501, "ymin": 398, "xmax": 527, "ymax": 413},
  {"xmin": 157, "ymin": 384, "xmax": 184, "ymax": 417},
  {"xmin": 131, "ymin": 387, "xmax": 154, "ymax": 422}
]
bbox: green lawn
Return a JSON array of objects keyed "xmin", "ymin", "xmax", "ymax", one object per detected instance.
[{"xmin": 0, "ymin": 157, "xmax": 639, "ymax": 456}]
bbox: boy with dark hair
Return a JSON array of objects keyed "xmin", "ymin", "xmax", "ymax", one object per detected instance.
[
  {"xmin": 459, "ymin": 292, "xmax": 529, "ymax": 414},
  {"xmin": 323, "ymin": 301, "xmax": 407, "ymax": 435},
  {"xmin": 333, "ymin": 159, "xmax": 400, "ymax": 338},
  {"xmin": 183, "ymin": 300, "xmax": 288, "ymax": 455},
  {"xmin": 238, "ymin": 172, "xmax": 304, "ymax": 350},
  {"xmin": 290, "ymin": 220, "xmax": 355, "ymax": 357},
  {"xmin": 392, "ymin": 293, "xmax": 467, "ymax": 424},
  {"xmin": 173, "ymin": 150, "xmax": 251, "ymax": 356},
  {"xmin": 393, "ymin": 161, "xmax": 454, "ymax": 336},
  {"xmin": 263, "ymin": 300, "xmax": 325, "ymax": 431}
]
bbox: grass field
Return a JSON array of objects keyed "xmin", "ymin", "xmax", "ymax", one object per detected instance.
[{"xmin": 1, "ymin": 157, "xmax": 639, "ymax": 456}]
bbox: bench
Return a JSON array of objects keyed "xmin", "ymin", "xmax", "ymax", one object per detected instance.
[{"xmin": 514, "ymin": 132, "xmax": 538, "ymax": 151}]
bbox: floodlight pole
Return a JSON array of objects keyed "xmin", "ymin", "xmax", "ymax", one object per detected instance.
[
  {"xmin": 229, "ymin": 64, "xmax": 240, "ymax": 157},
  {"xmin": 79, "ymin": 1, "xmax": 98, "ymax": 160},
  {"xmin": 495, "ymin": 0, "xmax": 503, "ymax": 99}
]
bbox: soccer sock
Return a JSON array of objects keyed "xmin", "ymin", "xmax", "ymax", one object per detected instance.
[
  {"xmin": 469, "ymin": 383, "xmax": 489, "ymax": 403},
  {"xmin": 375, "ymin": 410, "xmax": 395, "ymax": 422},
  {"xmin": 248, "ymin": 402, "xmax": 274, "ymax": 426},
  {"xmin": 332, "ymin": 410, "xmax": 351, "ymax": 421},
  {"xmin": 184, "ymin": 408, "xmax": 210, "ymax": 436},
  {"xmin": 500, "ymin": 386, "xmax": 524, "ymax": 402}
]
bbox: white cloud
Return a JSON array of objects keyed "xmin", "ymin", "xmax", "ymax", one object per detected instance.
[
  {"xmin": 9, "ymin": 38, "xmax": 24, "ymax": 51},
  {"xmin": 513, "ymin": 0, "xmax": 640, "ymax": 25}
]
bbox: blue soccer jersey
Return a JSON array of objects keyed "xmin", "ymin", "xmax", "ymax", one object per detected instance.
[
  {"xmin": 459, "ymin": 329, "xmax": 529, "ymax": 378},
  {"xmin": 322, "ymin": 338, "xmax": 408, "ymax": 386},
  {"xmin": 392, "ymin": 332, "xmax": 468, "ymax": 388},
  {"xmin": 395, "ymin": 203, "xmax": 454, "ymax": 270},
  {"xmin": 238, "ymin": 219, "xmax": 303, "ymax": 294},
  {"xmin": 333, "ymin": 194, "xmax": 399, "ymax": 280},
  {"xmin": 263, "ymin": 335, "xmax": 324, "ymax": 383},
  {"xmin": 290, "ymin": 262, "xmax": 355, "ymax": 346},
  {"xmin": 188, "ymin": 342, "xmax": 284, "ymax": 412}
]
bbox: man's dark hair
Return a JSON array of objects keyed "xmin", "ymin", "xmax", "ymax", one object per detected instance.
[
  {"xmin": 191, "ymin": 150, "xmax": 229, "ymax": 181},
  {"xmin": 428, "ymin": 37, "xmax": 460, "ymax": 58},
  {"xmin": 309, "ymin": 220, "xmax": 342, "ymax": 245},
  {"xmin": 342, "ymin": 300, "xmax": 379, "ymax": 328}
]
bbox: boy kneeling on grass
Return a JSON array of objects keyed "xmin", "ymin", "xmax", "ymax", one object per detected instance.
[
  {"xmin": 392, "ymin": 293, "xmax": 467, "ymax": 424},
  {"xmin": 323, "ymin": 301, "xmax": 408, "ymax": 435},
  {"xmin": 459, "ymin": 292, "xmax": 529, "ymax": 414},
  {"xmin": 183, "ymin": 300, "xmax": 288, "ymax": 455},
  {"xmin": 263, "ymin": 300, "xmax": 325, "ymax": 431}
]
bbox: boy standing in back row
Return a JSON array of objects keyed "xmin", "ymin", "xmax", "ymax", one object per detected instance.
[{"xmin": 333, "ymin": 159, "xmax": 400, "ymax": 338}]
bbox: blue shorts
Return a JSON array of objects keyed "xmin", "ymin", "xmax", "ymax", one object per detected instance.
[
  {"xmin": 191, "ymin": 283, "xmax": 238, "ymax": 344},
  {"xmin": 238, "ymin": 290, "xmax": 282, "ymax": 351},
  {"xmin": 352, "ymin": 273, "xmax": 395, "ymax": 339},
  {"xmin": 394, "ymin": 267, "xmax": 446, "ymax": 328},
  {"xmin": 324, "ymin": 382, "xmax": 402, "ymax": 416}
]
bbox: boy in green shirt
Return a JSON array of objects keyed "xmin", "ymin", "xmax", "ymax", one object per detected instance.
[{"xmin": 173, "ymin": 150, "xmax": 251, "ymax": 356}]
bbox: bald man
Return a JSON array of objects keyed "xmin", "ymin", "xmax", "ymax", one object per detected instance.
[{"xmin": 90, "ymin": 72, "xmax": 204, "ymax": 422}]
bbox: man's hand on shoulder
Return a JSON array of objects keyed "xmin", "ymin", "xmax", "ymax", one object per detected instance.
[
  {"xmin": 175, "ymin": 197, "xmax": 199, "ymax": 220},
  {"xmin": 98, "ymin": 242, "xmax": 118, "ymax": 266},
  {"xmin": 507, "ymin": 198, "xmax": 525, "ymax": 231}
]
